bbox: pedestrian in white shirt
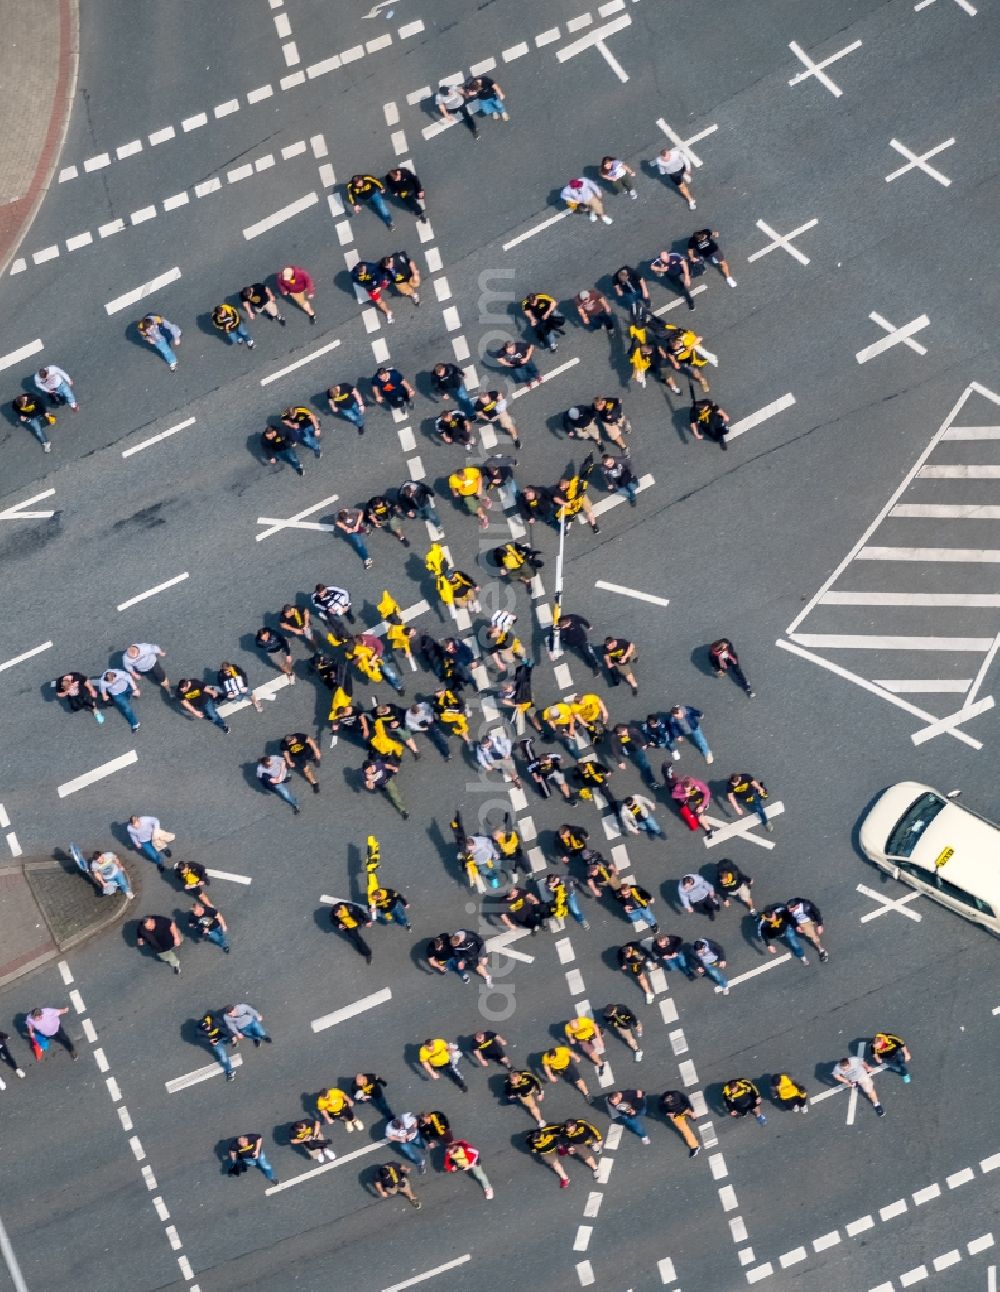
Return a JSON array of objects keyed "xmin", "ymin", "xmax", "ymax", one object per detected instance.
[
  {"xmin": 435, "ymin": 82, "xmax": 478, "ymax": 138},
  {"xmin": 34, "ymin": 365, "xmax": 79, "ymax": 410},
  {"xmin": 122, "ymin": 642, "xmax": 170, "ymax": 690},
  {"xmin": 652, "ymin": 147, "xmax": 696, "ymax": 210},
  {"xmin": 600, "ymin": 156, "xmax": 638, "ymax": 200},
  {"xmin": 475, "ymin": 732, "xmax": 522, "ymax": 788},
  {"xmin": 560, "ymin": 177, "xmax": 613, "ymax": 224},
  {"xmin": 127, "ymin": 814, "xmax": 173, "ymax": 871}
]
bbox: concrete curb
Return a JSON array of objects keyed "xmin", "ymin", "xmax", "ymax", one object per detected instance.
[
  {"xmin": 0, "ymin": 856, "xmax": 130, "ymax": 990},
  {"xmin": 0, "ymin": 0, "xmax": 80, "ymax": 278}
]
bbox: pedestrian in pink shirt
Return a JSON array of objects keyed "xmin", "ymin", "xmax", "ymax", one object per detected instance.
[
  {"xmin": 276, "ymin": 265, "xmax": 316, "ymax": 323},
  {"xmin": 26, "ymin": 1006, "xmax": 78, "ymax": 1059},
  {"xmin": 672, "ymin": 775, "xmax": 715, "ymax": 837}
]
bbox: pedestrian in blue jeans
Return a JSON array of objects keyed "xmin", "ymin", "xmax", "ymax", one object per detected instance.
[
  {"xmin": 497, "ymin": 340, "xmax": 540, "ymax": 387},
  {"xmin": 224, "ymin": 1002, "xmax": 272, "ymax": 1046},
  {"xmin": 610, "ymin": 723, "xmax": 656, "ymax": 788},
  {"xmin": 127, "ymin": 815, "xmax": 171, "ymax": 870},
  {"xmin": 261, "ymin": 426, "xmax": 304, "ymax": 476},
  {"xmin": 666, "ymin": 705, "xmax": 713, "ymax": 764},
  {"xmin": 327, "ymin": 382, "xmax": 366, "ymax": 433},
  {"xmin": 256, "ymin": 754, "xmax": 301, "ymax": 813},
  {"xmin": 691, "ymin": 938, "xmax": 729, "ymax": 992},
  {"xmin": 336, "ymin": 508, "xmax": 372, "ymax": 568},
  {"xmin": 98, "ymin": 668, "xmax": 141, "ymax": 732},
  {"xmin": 12, "ymin": 393, "xmax": 52, "ymax": 450},
  {"xmin": 200, "ymin": 1012, "xmax": 235, "ymax": 1080},
  {"xmin": 757, "ymin": 905, "xmax": 808, "ymax": 963},
  {"xmin": 347, "ymin": 174, "xmax": 394, "ymax": 229},
  {"xmin": 138, "ymin": 314, "xmax": 182, "ymax": 369},
  {"xmin": 606, "ymin": 1090, "xmax": 650, "ymax": 1143},
  {"xmin": 190, "ymin": 901, "xmax": 231, "ymax": 953},
  {"xmin": 228, "ymin": 1134, "xmax": 277, "ymax": 1183},
  {"xmin": 176, "ymin": 680, "xmax": 231, "ymax": 732},
  {"xmin": 386, "ymin": 1113, "xmax": 427, "ymax": 1170},
  {"xmin": 645, "ymin": 933, "xmax": 695, "ymax": 980}
]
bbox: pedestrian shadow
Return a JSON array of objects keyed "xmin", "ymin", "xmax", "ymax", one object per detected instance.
[
  {"xmin": 178, "ymin": 1015, "xmax": 208, "ymax": 1052},
  {"xmin": 702, "ymin": 1081, "xmax": 733, "ymax": 1117},
  {"xmin": 212, "ymin": 1137, "xmax": 236, "ymax": 1176},
  {"xmin": 196, "ymin": 312, "xmax": 226, "ymax": 343},
  {"xmin": 426, "ymin": 817, "xmax": 461, "ymax": 887},
  {"xmin": 410, "ymin": 936, "xmax": 446, "ymax": 977},
  {"xmin": 738, "ymin": 912, "xmax": 765, "ymax": 956},
  {"xmin": 333, "ymin": 268, "xmax": 360, "ymax": 304},
  {"xmin": 689, "ymin": 645, "xmax": 721, "ymax": 680},
  {"xmin": 403, "ymin": 1042, "xmax": 429, "ymax": 1080},
  {"xmin": 671, "ymin": 403, "xmax": 694, "ymax": 446},
  {"xmin": 812, "ymin": 1060, "xmax": 839, "ymax": 1089},
  {"xmin": 124, "ymin": 320, "xmax": 160, "ymax": 359}
]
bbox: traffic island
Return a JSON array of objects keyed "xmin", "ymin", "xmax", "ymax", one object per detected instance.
[{"xmin": 0, "ymin": 855, "xmax": 131, "ymax": 989}]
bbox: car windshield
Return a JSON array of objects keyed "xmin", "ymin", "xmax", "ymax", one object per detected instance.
[{"xmin": 886, "ymin": 791, "xmax": 946, "ymax": 859}]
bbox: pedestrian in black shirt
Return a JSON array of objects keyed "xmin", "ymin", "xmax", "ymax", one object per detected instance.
[
  {"xmin": 54, "ymin": 671, "xmax": 103, "ymax": 720},
  {"xmin": 384, "ymin": 166, "xmax": 427, "ymax": 222},
  {"xmin": 375, "ymin": 1161, "xmax": 421, "ymax": 1207},
  {"xmin": 261, "ymin": 425, "xmax": 304, "ymax": 476},
  {"xmin": 176, "ymin": 679, "xmax": 231, "ymax": 733},
  {"xmin": 240, "ymin": 281, "xmax": 286, "ymax": 325},
  {"xmin": 660, "ymin": 1090, "xmax": 702, "ymax": 1156},
  {"xmin": 228, "ymin": 1133, "xmax": 277, "ymax": 1184},
  {"xmin": 592, "ymin": 396, "xmax": 630, "ymax": 448},
  {"xmin": 136, "ymin": 914, "xmax": 183, "ymax": 974},
  {"xmin": 0, "ymin": 1031, "xmax": 25, "ymax": 1080},
  {"xmin": 690, "ymin": 399, "xmax": 730, "ymax": 449},
  {"xmin": 650, "ymin": 249, "xmax": 696, "ymax": 311},
  {"xmin": 436, "ymin": 409, "xmax": 476, "ymax": 447},
  {"xmin": 371, "ymin": 366, "xmax": 415, "ymax": 411},
  {"xmin": 716, "ymin": 860, "xmax": 756, "ymax": 914},
  {"xmin": 189, "ymin": 900, "xmax": 230, "ymax": 953},
  {"xmin": 327, "ymin": 382, "xmax": 366, "ymax": 434},
  {"xmin": 497, "ymin": 340, "xmax": 540, "ymax": 388},
  {"xmin": 397, "ymin": 480, "xmax": 441, "ymax": 527},
  {"xmin": 330, "ymin": 900, "xmax": 373, "ymax": 963},
  {"xmin": 601, "ymin": 453, "xmax": 639, "ymax": 506},
  {"xmin": 431, "ymin": 361, "xmax": 474, "ymax": 416},
  {"xmin": 602, "ymin": 1003, "xmax": 643, "ymax": 1061},
  {"xmin": 362, "ymin": 755, "xmax": 409, "ymax": 819},
  {"xmin": 522, "ymin": 292, "xmax": 564, "ymax": 352},
  {"xmin": 471, "ymin": 1031, "xmax": 512, "ymax": 1070},
  {"xmin": 354, "ymin": 1071, "xmax": 393, "ymax": 1118},
  {"xmin": 687, "ymin": 228, "xmax": 737, "ymax": 287},
  {"xmin": 557, "ymin": 614, "xmax": 601, "ymax": 674},
  {"xmin": 255, "ymin": 627, "xmax": 294, "ymax": 680},
  {"xmin": 613, "ymin": 265, "xmax": 649, "ymax": 308},
  {"xmin": 709, "ymin": 638, "xmax": 754, "ymax": 697}
]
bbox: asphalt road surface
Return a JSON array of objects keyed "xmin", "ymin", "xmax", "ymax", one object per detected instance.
[{"xmin": 1, "ymin": 1, "xmax": 999, "ymax": 1291}]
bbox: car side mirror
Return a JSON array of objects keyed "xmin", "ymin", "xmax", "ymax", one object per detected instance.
[
  {"xmin": 946, "ymin": 789, "xmax": 962, "ymax": 799},
  {"xmin": 891, "ymin": 866, "xmax": 900, "ymax": 881}
]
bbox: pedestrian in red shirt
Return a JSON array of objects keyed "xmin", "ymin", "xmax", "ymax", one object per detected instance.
[
  {"xmin": 276, "ymin": 265, "xmax": 316, "ymax": 323},
  {"xmin": 443, "ymin": 1139, "xmax": 493, "ymax": 1199}
]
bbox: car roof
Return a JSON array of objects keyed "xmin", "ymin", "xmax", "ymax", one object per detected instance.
[{"xmin": 877, "ymin": 781, "xmax": 1000, "ymax": 906}]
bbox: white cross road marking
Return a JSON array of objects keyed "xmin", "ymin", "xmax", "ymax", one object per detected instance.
[
  {"xmin": 788, "ymin": 38, "xmax": 863, "ymax": 97},
  {"xmin": 0, "ymin": 488, "xmax": 56, "ymax": 521},
  {"xmin": 703, "ymin": 802, "xmax": 784, "ymax": 849},
  {"xmin": 857, "ymin": 883, "xmax": 922, "ymax": 923},
  {"xmin": 911, "ymin": 695, "xmax": 994, "ymax": 745},
  {"xmin": 777, "ymin": 637, "xmax": 984, "ymax": 750},
  {"xmin": 256, "ymin": 493, "xmax": 340, "ymax": 542},
  {"xmin": 886, "ymin": 137, "xmax": 955, "ymax": 187},
  {"xmin": 869, "ymin": 311, "xmax": 927, "ymax": 356},
  {"xmin": 747, "ymin": 218, "xmax": 818, "ymax": 266},
  {"xmin": 856, "ymin": 313, "xmax": 931, "ymax": 364},
  {"xmin": 915, "ymin": 0, "xmax": 977, "ymax": 14},
  {"xmin": 655, "ymin": 118, "xmax": 718, "ymax": 168},
  {"xmin": 556, "ymin": 14, "xmax": 632, "ymax": 82}
]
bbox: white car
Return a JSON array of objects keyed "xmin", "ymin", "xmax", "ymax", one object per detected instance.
[{"xmin": 859, "ymin": 781, "xmax": 1000, "ymax": 934}]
